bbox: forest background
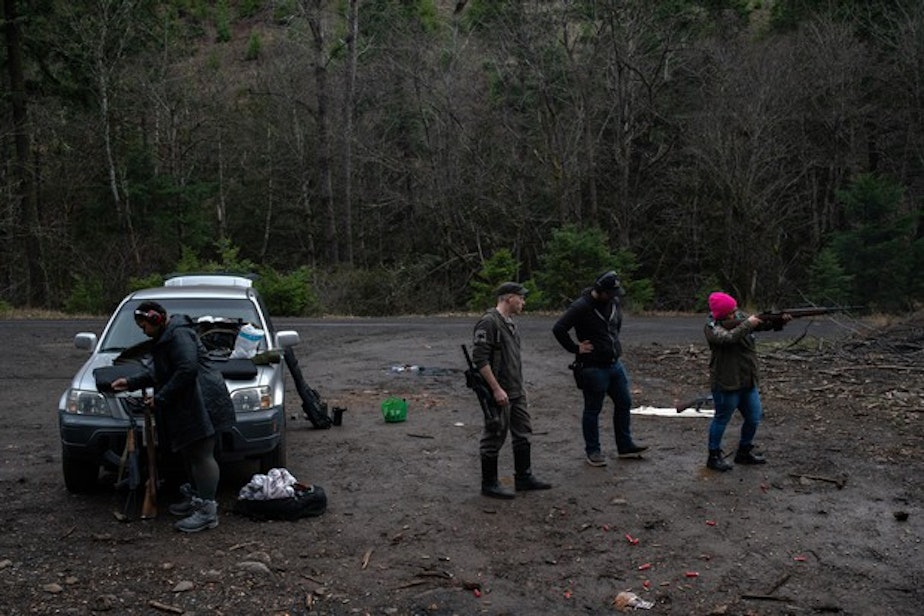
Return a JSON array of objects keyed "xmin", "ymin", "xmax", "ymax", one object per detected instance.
[{"xmin": 2, "ymin": 0, "xmax": 923, "ymax": 317}]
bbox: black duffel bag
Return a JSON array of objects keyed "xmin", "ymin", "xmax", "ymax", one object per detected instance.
[
  {"xmin": 234, "ymin": 484, "xmax": 327, "ymax": 521},
  {"xmin": 93, "ymin": 365, "xmax": 146, "ymax": 393}
]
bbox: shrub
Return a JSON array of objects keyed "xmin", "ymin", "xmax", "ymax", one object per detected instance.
[
  {"xmin": 256, "ymin": 266, "xmax": 321, "ymax": 317},
  {"xmin": 534, "ymin": 225, "xmax": 655, "ymax": 311},
  {"xmin": 64, "ymin": 275, "xmax": 107, "ymax": 315},
  {"xmin": 245, "ymin": 32, "xmax": 261, "ymax": 60}
]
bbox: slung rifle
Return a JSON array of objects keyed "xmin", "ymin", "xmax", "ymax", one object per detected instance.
[{"xmin": 461, "ymin": 344, "xmax": 499, "ymax": 427}]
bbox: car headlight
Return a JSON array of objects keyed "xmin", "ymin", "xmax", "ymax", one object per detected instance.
[
  {"xmin": 65, "ymin": 389, "xmax": 110, "ymax": 416},
  {"xmin": 231, "ymin": 386, "xmax": 271, "ymax": 412}
]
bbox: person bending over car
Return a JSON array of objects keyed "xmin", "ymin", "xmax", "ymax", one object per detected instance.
[{"xmin": 112, "ymin": 301, "xmax": 235, "ymax": 533}]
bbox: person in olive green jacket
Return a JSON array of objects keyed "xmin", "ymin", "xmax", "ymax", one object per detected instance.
[
  {"xmin": 472, "ymin": 282, "xmax": 552, "ymax": 499},
  {"xmin": 703, "ymin": 292, "xmax": 790, "ymax": 472}
]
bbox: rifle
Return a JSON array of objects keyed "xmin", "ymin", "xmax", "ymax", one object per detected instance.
[
  {"xmin": 721, "ymin": 306, "xmax": 861, "ymax": 331},
  {"xmin": 461, "ymin": 344, "xmax": 499, "ymax": 427},
  {"xmin": 676, "ymin": 394, "xmax": 713, "ymax": 413},
  {"xmin": 283, "ymin": 347, "xmax": 332, "ymax": 429},
  {"xmin": 115, "ymin": 417, "xmax": 142, "ymax": 519},
  {"xmin": 141, "ymin": 390, "xmax": 158, "ymax": 519}
]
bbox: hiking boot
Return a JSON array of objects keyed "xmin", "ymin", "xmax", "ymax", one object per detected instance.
[
  {"xmin": 618, "ymin": 444, "xmax": 649, "ymax": 458},
  {"xmin": 707, "ymin": 449, "xmax": 733, "ymax": 472},
  {"xmin": 585, "ymin": 451, "xmax": 607, "ymax": 467},
  {"xmin": 168, "ymin": 483, "xmax": 197, "ymax": 517},
  {"xmin": 174, "ymin": 497, "xmax": 219, "ymax": 533},
  {"xmin": 734, "ymin": 445, "xmax": 766, "ymax": 465}
]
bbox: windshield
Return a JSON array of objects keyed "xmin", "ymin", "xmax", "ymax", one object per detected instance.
[{"xmin": 100, "ymin": 298, "xmax": 264, "ymax": 351}]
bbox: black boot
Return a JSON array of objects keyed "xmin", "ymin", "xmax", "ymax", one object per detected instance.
[
  {"xmin": 734, "ymin": 445, "xmax": 766, "ymax": 465},
  {"xmin": 481, "ymin": 456, "xmax": 515, "ymax": 499},
  {"xmin": 707, "ymin": 449, "xmax": 732, "ymax": 472},
  {"xmin": 514, "ymin": 446, "xmax": 551, "ymax": 491}
]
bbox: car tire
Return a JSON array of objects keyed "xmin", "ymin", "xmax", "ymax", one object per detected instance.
[
  {"xmin": 63, "ymin": 452, "xmax": 100, "ymax": 493},
  {"xmin": 258, "ymin": 428, "xmax": 287, "ymax": 473}
]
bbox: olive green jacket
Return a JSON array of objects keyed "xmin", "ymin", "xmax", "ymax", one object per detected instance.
[{"xmin": 704, "ymin": 312, "xmax": 760, "ymax": 392}]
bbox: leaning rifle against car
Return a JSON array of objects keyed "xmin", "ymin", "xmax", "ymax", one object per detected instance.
[
  {"xmin": 93, "ymin": 352, "xmax": 158, "ymax": 520},
  {"xmin": 196, "ymin": 318, "xmax": 333, "ymax": 429},
  {"xmin": 283, "ymin": 347, "xmax": 333, "ymax": 429},
  {"xmin": 675, "ymin": 304, "xmax": 861, "ymax": 413}
]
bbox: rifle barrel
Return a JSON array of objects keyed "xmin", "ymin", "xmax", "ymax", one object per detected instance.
[{"xmin": 770, "ymin": 305, "xmax": 861, "ymax": 317}]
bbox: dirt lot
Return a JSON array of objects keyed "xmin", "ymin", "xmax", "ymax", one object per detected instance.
[{"xmin": 1, "ymin": 312, "xmax": 922, "ymax": 615}]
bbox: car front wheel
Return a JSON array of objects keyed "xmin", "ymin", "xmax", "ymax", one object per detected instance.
[
  {"xmin": 258, "ymin": 429, "xmax": 287, "ymax": 473},
  {"xmin": 62, "ymin": 451, "xmax": 100, "ymax": 493}
]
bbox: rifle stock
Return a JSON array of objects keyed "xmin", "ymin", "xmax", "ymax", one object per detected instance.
[
  {"xmin": 141, "ymin": 403, "xmax": 158, "ymax": 520},
  {"xmin": 116, "ymin": 423, "xmax": 142, "ymax": 519},
  {"xmin": 461, "ymin": 344, "xmax": 499, "ymax": 426},
  {"xmin": 676, "ymin": 394, "xmax": 713, "ymax": 413}
]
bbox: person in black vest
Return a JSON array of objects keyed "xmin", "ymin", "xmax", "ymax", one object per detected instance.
[
  {"xmin": 553, "ymin": 271, "xmax": 647, "ymax": 467},
  {"xmin": 112, "ymin": 301, "xmax": 235, "ymax": 533},
  {"xmin": 471, "ymin": 282, "xmax": 551, "ymax": 499}
]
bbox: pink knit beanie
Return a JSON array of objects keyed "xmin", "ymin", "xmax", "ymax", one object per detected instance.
[{"xmin": 708, "ymin": 292, "xmax": 737, "ymax": 320}]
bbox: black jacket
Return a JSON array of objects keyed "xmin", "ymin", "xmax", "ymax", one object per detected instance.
[
  {"xmin": 552, "ymin": 289, "xmax": 623, "ymax": 365},
  {"xmin": 126, "ymin": 315, "xmax": 235, "ymax": 451}
]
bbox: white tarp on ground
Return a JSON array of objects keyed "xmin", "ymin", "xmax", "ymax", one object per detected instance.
[{"xmin": 631, "ymin": 405, "xmax": 715, "ymax": 418}]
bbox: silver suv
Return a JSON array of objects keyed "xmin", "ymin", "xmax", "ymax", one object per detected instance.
[{"xmin": 58, "ymin": 274, "xmax": 300, "ymax": 493}]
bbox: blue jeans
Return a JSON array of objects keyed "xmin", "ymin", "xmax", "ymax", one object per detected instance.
[
  {"xmin": 581, "ymin": 362, "xmax": 635, "ymax": 455},
  {"xmin": 708, "ymin": 386, "xmax": 762, "ymax": 451}
]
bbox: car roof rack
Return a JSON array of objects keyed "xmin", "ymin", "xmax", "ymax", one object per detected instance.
[{"xmin": 164, "ymin": 272, "xmax": 257, "ymax": 288}]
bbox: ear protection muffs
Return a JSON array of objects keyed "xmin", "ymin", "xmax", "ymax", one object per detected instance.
[{"xmin": 134, "ymin": 309, "xmax": 164, "ymax": 326}]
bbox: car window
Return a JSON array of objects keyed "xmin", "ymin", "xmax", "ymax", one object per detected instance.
[{"xmin": 100, "ymin": 298, "xmax": 263, "ymax": 351}]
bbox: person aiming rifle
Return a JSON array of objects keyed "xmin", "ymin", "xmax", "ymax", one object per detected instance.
[
  {"xmin": 702, "ymin": 292, "xmax": 793, "ymax": 472},
  {"xmin": 469, "ymin": 282, "xmax": 551, "ymax": 499}
]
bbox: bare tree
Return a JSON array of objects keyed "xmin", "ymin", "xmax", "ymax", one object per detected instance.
[
  {"xmin": 680, "ymin": 35, "xmax": 809, "ymax": 303},
  {"xmin": 342, "ymin": 0, "xmax": 359, "ymax": 266},
  {"xmin": 60, "ymin": 0, "xmax": 146, "ymax": 267},
  {"xmin": 3, "ymin": 0, "xmax": 44, "ymax": 304},
  {"xmin": 302, "ymin": 0, "xmax": 338, "ymax": 264}
]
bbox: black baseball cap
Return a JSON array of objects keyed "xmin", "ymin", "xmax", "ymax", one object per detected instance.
[{"xmin": 593, "ymin": 271, "xmax": 623, "ymax": 294}]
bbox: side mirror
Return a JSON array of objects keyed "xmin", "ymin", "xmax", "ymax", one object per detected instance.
[
  {"xmin": 275, "ymin": 330, "xmax": 300, "ymax": 349},
  {"xmin": 74, "ymin": 332, "xmax": 98, "ymax": 351}
]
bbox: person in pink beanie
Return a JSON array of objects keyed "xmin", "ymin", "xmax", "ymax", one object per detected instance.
[{"xmin": 702, "ymin": 292, "xmax": 790, "ymax": 471}]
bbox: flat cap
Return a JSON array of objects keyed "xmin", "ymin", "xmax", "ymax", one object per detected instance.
[{"xmin": 495, "ymin": 282, "xmax": 528, "ymax": 297}]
